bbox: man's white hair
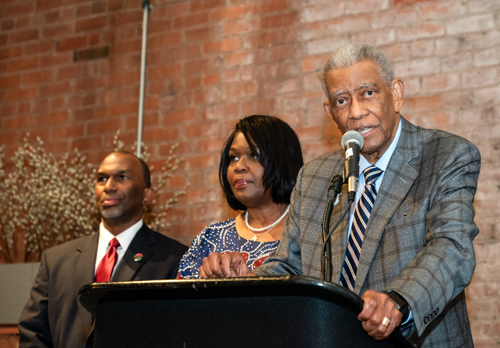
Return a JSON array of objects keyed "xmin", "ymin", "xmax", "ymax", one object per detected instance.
[{"xmin": 321, "ymin": 43, "xmax": 394, "ymax": 98}]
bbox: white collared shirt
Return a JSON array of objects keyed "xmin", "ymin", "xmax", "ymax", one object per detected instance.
[{"xmin": 94, "ymin": 219, "xmax": 144, "ymax": 278}]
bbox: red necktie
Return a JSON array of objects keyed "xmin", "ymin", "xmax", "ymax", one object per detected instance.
[{"xmin": 95, "ymin": 238, "xmax": 120, "ymax": 282}]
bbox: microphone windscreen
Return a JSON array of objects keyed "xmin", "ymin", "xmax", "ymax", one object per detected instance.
[{"xmin": 341, "ymin": 130, "xmax": 364, "ymax": 150}]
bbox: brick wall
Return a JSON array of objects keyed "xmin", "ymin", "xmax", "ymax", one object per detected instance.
[{"xmin": 1, "ymin": 0, "xmax": 499, "ymax": 346}]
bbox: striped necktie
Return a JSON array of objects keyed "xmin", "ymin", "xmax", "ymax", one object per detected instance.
[{"xmin": 340, "ymin": 166, "xmax": 383, "ymax": 291}]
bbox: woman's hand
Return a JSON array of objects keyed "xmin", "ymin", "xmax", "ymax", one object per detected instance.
[{"xmin": 199, "ymin": 252, "xmax": 257, "ymax": 278}]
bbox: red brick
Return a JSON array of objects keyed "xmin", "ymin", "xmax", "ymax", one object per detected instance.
[
  {"xmin": 39, "ymin": 82, "xmax": 72, "ymax": 96},
  {"xmin": 0, "ymin": 46, "xmax": 22, "ymax": 60},
  {"xmin": 40, "ymin": 52, "xmax": 73, "ymax": 66},
  {"xmin": 50, "ymin": 97, "xmax": 66, "ymax": 110},
  {"xmin": 192, "ymin": 89, "xmax": 221, "ymax": 105},
  {"xmin": 8, "ymin": 57, "xmax": 38, "ymax": 72},
  {"xmin": 57, "ymin": 65, "xmax": 84, "ymax": 80},
  {"xmin": 162, "ymin": 108, "xmax": 197, "ymax": 124},
  {"xmin": 148, "ymin": 63, "xmax": 182, "ymax": 80},
  {"xmin": 112, "ymin": 10, "xmax": 142, "ymax": 26},
  {"xmin": 76, "ymin": 77, "xmax": 107, "ymax": 91},
  {"xmin": 202, "ymin": 73, "xmax": 220, "ymax": 86},
  {"xmin": 393, "ymin": 57, "xmax": 440, "ymax": 77},
  {"xmin": 240, "ymin": 98, "xmax": 278, "ymax": 115},
  {"xmin": 154, "ymin": 2, "xmax": 189, "ymax": 17},
  {"xmin": 462, "ymin": 68, "xmax": 498, "ymax": 88},
  {"xmin": 4, "ymin": 115, "xmax": 36, "ymax": 129},
  {"xmin": 173, "ymin": 12, "xmax": 210, "ymax": 29},
  {"xmin": 301, "ymin": 3, "xmax": 345, "ymax": 23},
  {"xmin": 18, "ymin": 102, "xmax": 31, "ymax": 115},
  {"xmin": 109, "ymin": 70, "xmax": 139, "ymax": 86},
  {"xmin": 74, "ymin": 107, "xmax": 106, "ymax": 121},
  {"xmin": 112, "ymin": 39, "xmax": 141, "ymax": 54},
  {"xmin": 76, "ymin": 16, "xmax": 107, "ymax": 32},
  {"xmin": 263, "ymin": 43, "xmax": 302, "ymax": 62},
  {"xmin": 91, "ymin": 1, "xmax": 106, "ymax": 14},
  {"xmin": 185, "ymin": 154, "xmax": 218, "ymax": 170},
  {"xmin": 9, "ymin": 29, "xmax": 39, "ymax": 43},
  {"xmin": 210, "ymin": 4, "xmax": 249, "ymax": 21},
  {"xmin": 251, "ymin": 0, "xmax": 289, "ymax": 14},
  {"xmin": 72, "ymin": 137, "xmax": 104, "ymax": 151},
  {"xmin": 42, "ymin": 24, "xmax": 73, "ymax": 38},
  {"xmin": 163, "ymin": 45, "xmax": 201, "ymax": 63},
  {"xmin": 148, "ymin": 32, "xmax": 183, "ymax": 48},
  {"xmin": 56, "ymin": 36, "xmax": 88, "ymax": 51},
  {"xmin": 398, "ymin": 22, "xmax": 445, "ymax": 42},
  {"xmin": 403, "ymin": 95, "xmax": 444, "ymax": 111},
  {"xmin": 190, "ymin": 0, "xmax": 225, "ymax": 12},
  {"xmin": 2, "ymin": 19, "xmax": 14, "ymax": 31},
  {"xmin": 224, "ymin": 52, "xmax": 254, "ymax": 67},
  {"xmin": 38, "ymin": 111, "xmax": 69, "ymax": 125},
  {"xmin": 205, "ymin": 103, "xmax": 239, "ymax": 120},
  {"xmin": 142, "ymin": 127, "xmax": 178, "ymax": 142},
  {"xmin": 371, "ymin": 7, "xmax": 418, "ymax": 29},
  {"xmin": 261, "ymin": 12, "xmax": 298, "ymax": 29},
  {"xmin": 76, "ymin": 4, "xmax": 91, "ymax": 17},
  {"xmin": 147, "ymin": 19, "xmax": 173, "ymax": 34},
  {"xmin": 185, "ymin": 76, "xmax": 201, "ymax": 90},
  {"xmin": 23, "ymin": 41, "xmax": 53, "ymax": 55},
  {"xmin": 223, "ymin": 18, "xmax": 260, "ymax": 36},
  {"xmin": 6, "ymin": 87, "xmax": 37, "ymax": 101},
  {"xmin": 5, "ymin": 2, "xmax": 35, "ymax": 16},
  {"xmin": 107, "ymin": 101, "xmax": 138, "ymax": 117},
  {"xmin": 326, "ymin": 16, "xmax": 371, "ymax": 35},
  {"xmin": 88, "ymin": 119, "xmax": 120, "ymax": 135},
  {"xmin": 197, "ymin": 137, "xmax": 227, "ymax": 153},
  {"xmin": 245, "ymin": 31, "xmax": 282, "ymax": 50},
  {"xmin": 410, "ymin": 39, "xmax": 435, "ymax": 57},
  {"xmin": 0, "ymin": 75, "xmax": 20, "ymax": 88},
  {"xmin": 203, "ymin": 37, "xmax": 241, "ymax": 53},
  {"xmin": 185, "ymin": 27, "xmax": 217, "ymax": 43},
  {"xmin": 36, "ymin": 0, "xmax": 65, "ymax": 11},
  {"xmin": 301, "ymin": 54, "xmax": 329, "ymax": 72},
  {"xmin": 223, "ymin": 80, "xmax": 258, "ymax": 100}
]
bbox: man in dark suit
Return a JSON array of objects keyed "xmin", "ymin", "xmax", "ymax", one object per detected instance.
[
  {"xmin": 18, "ymin": 151, "xmax": 188, "ymax": 348},
  {"xmin": 200, "ymin": 44, "xmax": 480, "ymax": 347}
]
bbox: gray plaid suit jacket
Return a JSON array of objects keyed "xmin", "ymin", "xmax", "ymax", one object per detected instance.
[{"xmin": 256, "ymin": 117, "xmax": 480, "ymax": 348}]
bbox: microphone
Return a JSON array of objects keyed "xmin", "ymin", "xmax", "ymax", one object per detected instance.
[{"xmin": 341, "ymin": 130, "xmax": 364, "ymax": 201}]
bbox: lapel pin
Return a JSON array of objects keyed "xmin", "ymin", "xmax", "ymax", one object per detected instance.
[{"xmin": 134, "ymin": 253, "xmax": 144, "ymax": 262}]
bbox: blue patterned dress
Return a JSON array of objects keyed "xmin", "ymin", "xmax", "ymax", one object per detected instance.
[{"xmin": 177, "ymin": 218, "xmax": 280, "ymax": 279}]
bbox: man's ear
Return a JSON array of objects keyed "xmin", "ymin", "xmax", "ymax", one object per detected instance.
[
  {"xmin": 142, "ymin": 188, "xmax": 155, "ymax": 206},
  {"xmin": 324, "ymin": 100, "xmax": 335, "ymax": 121},
  {"xmin": 391, "ymin": 78, "xmax": 404, "ymax": 113}
]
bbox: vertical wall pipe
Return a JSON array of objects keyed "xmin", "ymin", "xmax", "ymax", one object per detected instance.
[{"xmin": 137, "ymin": 0, "xmax": 151, "ymax": 157}]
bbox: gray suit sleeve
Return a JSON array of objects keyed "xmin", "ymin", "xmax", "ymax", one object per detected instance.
[
  {"xmin": 386, "ymin": 140, "xmax": 481, "ymax": 336},
  {"xmin": 255, "ymin": 167, "xmax": 305, "ymax": 276},
  {"xmin": 18, "ymin": 252, "xmax": 53, "ymax": 348}
]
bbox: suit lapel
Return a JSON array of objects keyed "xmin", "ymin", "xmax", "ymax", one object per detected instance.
[
  {"xmin": 111, "ymin": 225, "xmax": 155, "ymax": 282},
  {"xmin": 73, "ymin": 233, "xmax": 99, "ymax": 338},
  {"xmin": 329, "ymin": 183, "xmax": 351, "ymax": 284},
  {"xmin": 354, "ymin": 117, "xmax": 420, "ymax": 293}
]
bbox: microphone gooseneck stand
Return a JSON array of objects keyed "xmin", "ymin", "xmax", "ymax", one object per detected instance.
[{"xmin": 321, "ymin": 175, "xmax": 353, "ymax": 282}]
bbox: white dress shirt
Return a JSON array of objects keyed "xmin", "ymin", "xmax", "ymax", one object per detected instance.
[{"xmin": 94, "ymin": 219, "xmax": 144, "ymax": 278}]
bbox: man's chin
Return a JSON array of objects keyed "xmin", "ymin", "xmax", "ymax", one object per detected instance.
[{"xmin": 99, "ymin": 207, "xmax": 123, "ymax": 219}]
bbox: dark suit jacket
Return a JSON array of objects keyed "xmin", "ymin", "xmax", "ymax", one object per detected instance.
[
  {"xmin": 18, "ymin": 224, "xmax": 187, "ymax": 348},
  {"xmin": 256, "ymin": 117, "xmax": 480, "ymax": 347}
]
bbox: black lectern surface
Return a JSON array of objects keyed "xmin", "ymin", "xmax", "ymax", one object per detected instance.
[{"xmin": 79, "ymin": 275, "xmax": 413, "ymax": 348}]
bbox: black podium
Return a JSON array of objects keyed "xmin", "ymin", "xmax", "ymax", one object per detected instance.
[{"xmin": 78, "ymin": 275, "xmax": 413, "ymax": 348}]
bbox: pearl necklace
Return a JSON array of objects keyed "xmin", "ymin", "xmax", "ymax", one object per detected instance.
[{"xmin": 245, "ymin": 205, "xmax": 290, "ymax": 240}]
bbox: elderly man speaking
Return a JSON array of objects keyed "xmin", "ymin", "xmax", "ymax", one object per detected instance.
[{"xmin": 200, "ymin": 44, "xmax": 480, "ymax": 348}]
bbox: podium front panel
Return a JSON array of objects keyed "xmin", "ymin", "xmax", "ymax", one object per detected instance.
[{"xmin": 79, "ymin": 275, "xmax": 413, "ymax": 348}]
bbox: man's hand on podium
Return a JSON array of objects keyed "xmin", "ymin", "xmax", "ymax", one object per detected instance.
[
  {"xmin": 199, "ymin": 252, "xmax": 257, "ymax": 278},
  {"xmin": 358, "ymin": 290, "xmax": 402, "ymax": 340}
]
